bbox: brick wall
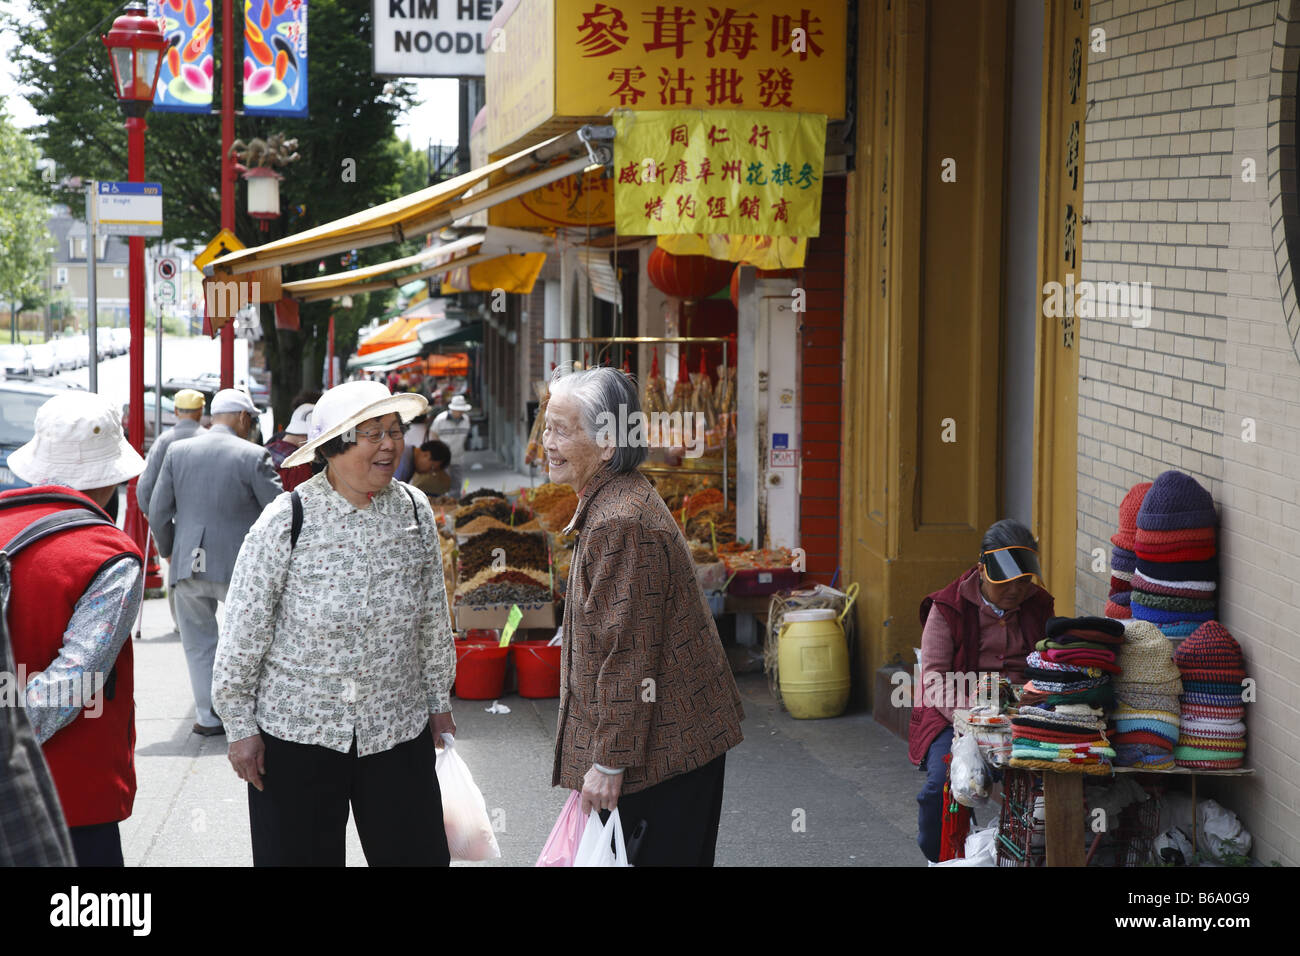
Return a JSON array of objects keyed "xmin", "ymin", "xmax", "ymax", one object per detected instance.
[
  {"xmin": 1083, "ymin": 0, "xmax": 1300, "ymax": 865},
  {"xmin": 798, "ymin": 174, "xmax": 847, "ymax": 585}
]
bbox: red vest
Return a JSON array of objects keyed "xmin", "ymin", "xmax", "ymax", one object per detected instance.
[
  {"xmin": 0, "ymin": 486, "xmax": 142, "ymax": 826},
  {"xmin": 907, "ymin": 565, "xmax": 1054, "ymax": 765}
]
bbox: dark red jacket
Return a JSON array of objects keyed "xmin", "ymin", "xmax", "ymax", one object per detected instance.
[
  {"xmin": 907, "ymin": 566, "xmax": 1054, "ymax": 765},
  {"xmin": 0, "ymin": 486, "xmax": 142, "ymax": 826}
]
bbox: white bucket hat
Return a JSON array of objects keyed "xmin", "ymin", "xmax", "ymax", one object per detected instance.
[
  {"xmin": 448, "ymin": 395, "xmax": 471, "ymax": 412},
  {"xmin": 281, "ymin": 381, "xmax": 427, "ymax": 468},
  {"xmin": 8, "ymin": 391, "xmax": 145, "ymax": 491},
  {"xmin": 285, "ymin": 402, "xmax": 315, "ymax": 437}
]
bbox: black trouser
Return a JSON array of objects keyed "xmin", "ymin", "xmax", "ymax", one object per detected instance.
[
  {"xmin": 248, "ymin": 729, "xmax": 450, "ymax": 867},
  {"xmin": 70, "ymin": 822, "xmax": 123, "ymax": 867},
  {"xmin": 601, "ymin": 754, "xmax": 727, "ymax": 867}
]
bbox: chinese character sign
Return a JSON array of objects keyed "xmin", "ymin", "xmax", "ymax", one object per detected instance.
[
  {"xmin": 613, "ymin": 109, "xmax": 826, "ymax": 237},
  {"xmin": 244, "ymin": 0, "xmax": 309, "ymax": 118},
  {"xmin": 148, "ymin": 0, "xmax": 214, "ymax": 114},
  {"xmin": 562, "ymin": 1, "xmax": 846, "ymax": 118}
]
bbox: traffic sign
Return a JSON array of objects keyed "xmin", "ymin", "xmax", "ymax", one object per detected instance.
[
  {"xmin": 157, "ymin": 257, "xmax": 178, "ymax": 281},
  {"xmin": 95, "ymin": 181, "xmax": 163, "ymax": 237},
  {"xmin": 194, "ymin": 229, "xmax": 246, "ymax": 272},
  {"xmin": 156, "ymin": 279, "xmax": 177, "ymax": 303}
]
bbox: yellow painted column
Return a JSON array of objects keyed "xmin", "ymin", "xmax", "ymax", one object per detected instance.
[{"xmin": 1032, "ymin": 0, "xmax": 1090, "ymax": 612}]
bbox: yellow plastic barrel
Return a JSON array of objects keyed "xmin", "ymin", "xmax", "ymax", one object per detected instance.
[{"xmin": 778, "ymin": 608, "xmax": 850, "ymax": 719}]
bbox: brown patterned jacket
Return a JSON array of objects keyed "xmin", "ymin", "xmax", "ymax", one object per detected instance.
[{"xmin": 552, "ymin": 467, "xmax": 745, "ymax": 795}]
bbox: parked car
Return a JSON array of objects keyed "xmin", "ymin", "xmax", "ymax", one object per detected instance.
[
  {"xmin": 26, "ymin": 343, "xmax": 58, "ymax": 377},
  {"xmin": 49, "ymin": 337, "xmax": 81, "ymax": 372},
  {"xmin": 107, "ymin": 326, "xmax": 130, "ymax": 357},
  {"xmin": 123, "ymin": 383, "xmax": 215, "ymax": 452},
  {"xmin": 0, "ymin": 345, "xmax": 34, "ymax": 380},
  {"xmin": 186, "ymin": 370, "xmax": 270, "ymax": 409},
  {"xmin": 94, "ymin": 331, "xmax": 112, "ymax": 361},
  {"xmin": 0, "ymin": 380, "xmax": 79, "ymax": 490}
]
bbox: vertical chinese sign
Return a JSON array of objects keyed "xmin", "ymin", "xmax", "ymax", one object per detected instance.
[
  {"xmin": 244, "ymin": 0, "xmax": 309, "ymax": 118},
  {"xmin": 613, "ymin": 109, "xmax": 825, "ymax": 236},
  {"xmin": 149, "ymin": 0, "xmax": 215, "ymax": 113},
  {"xmin": 1033, "ymin": 0, "xmax": 1090, "ymax": 618}
]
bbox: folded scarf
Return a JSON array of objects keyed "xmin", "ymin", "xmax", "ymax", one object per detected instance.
[
  {"xmin": 1132, "ymin": 604, "xmax": 1216, "ymax": 625},
  {"xmin": 1130, "ymin": 591, "xmax": 1217, "ymax": 613},
  {"xmin": 1036, "ymin": 639, "xmax": 1110, "ymax": 652},
  {"xmin": 1008, "ymin": 757, "xmax": 1113, "ymax": 775}
]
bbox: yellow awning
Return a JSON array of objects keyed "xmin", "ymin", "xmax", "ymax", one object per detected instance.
[
  {"xmin": 281, "ymin": 233, "xmax": 484, "ymax": 296},
  {"xmin": 209, "ymin": 128, "xmax": 608, "ymax": 279}
]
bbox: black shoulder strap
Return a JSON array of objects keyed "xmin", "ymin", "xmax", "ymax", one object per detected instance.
[
  {"xmin": 404, "ymin": 485, "xmax": 420, "ymax": 529},
  {"xmin": 1, "ymin": 511, "xmax": 114, "ymax": 559},
  {"xmin": 290, "ymin": 490, "xmax": 303, "ymax": 551},
  {"xmin": 289, "ymin": 486, "xmax": 416, "ymax": 553}
]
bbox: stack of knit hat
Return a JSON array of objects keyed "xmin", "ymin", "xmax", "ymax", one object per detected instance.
[
  {"xmin": 1009, "ymin": 616, "xmax": 1125, "ymax": 775},
  {"xmin": 1129, "ymin": 471, "xmax": 1218, "ymax": 642},
  {"xmin": 1110, "ymin": 620, "xmax": 1182, "ymax": 769},
  {"xmin": 1172, "ymin": 621, "xmax": 1248, "ymax": 769},
  {"xmin": 1106, "ymin": 481, "xmax": 1151, "ymax": 620}
]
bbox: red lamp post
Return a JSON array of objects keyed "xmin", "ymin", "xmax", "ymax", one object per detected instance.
[{"xmin": 102, "ymin": 2, "xmax": 165, "ymax": 556}]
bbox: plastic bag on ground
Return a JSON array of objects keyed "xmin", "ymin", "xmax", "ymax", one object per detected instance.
[
  {"xmin": 573, "ymin": 808, "xmax": 630, "ymax": 867},
  {"xmin": 535, "ymin": 791, "xmax": 584, "ymax": 867},
  {"xmin": 435, "ymin": 734, "xmax": 501, "ymax": 861},
  {"xmin": 933, "ymin": 825, "xmax": 998, "ymax": 867},
  {"xmin": 1198, "ymin": 799, "xmax": 1252, "ymax": 861}
]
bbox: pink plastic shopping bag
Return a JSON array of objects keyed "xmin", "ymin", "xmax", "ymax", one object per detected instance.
[{"xmin": 535, "ymin": 790, "xmax": 585, "ymax": 867}]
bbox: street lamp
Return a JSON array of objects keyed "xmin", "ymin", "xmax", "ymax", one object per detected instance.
[{"xmin": 102, "ymin": 2, "xmax": 165, "ymax": 556}]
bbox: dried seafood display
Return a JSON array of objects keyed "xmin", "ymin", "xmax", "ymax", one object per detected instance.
[
  {"xmin": 529, "ymin": 482, "xmax": 578, "ymax": 532},
  {"xmin": 459, "ymin": 488, "xmax": 506, "ymax": 505},
  {"xmin": 458, "ymin": 528, "xmax": 548, "ymax": 578}
]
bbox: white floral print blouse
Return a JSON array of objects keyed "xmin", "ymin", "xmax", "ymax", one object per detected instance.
[{"xmin": 214, "ymin": 470, "xmax": 455, "ymax": 756}]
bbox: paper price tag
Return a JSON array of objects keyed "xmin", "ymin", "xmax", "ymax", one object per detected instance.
[{"xmin": 499, "ymin": 605, "xmax": 524, "ymax": 647}]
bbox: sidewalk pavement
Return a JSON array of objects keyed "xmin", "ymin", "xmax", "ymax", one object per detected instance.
[
  {"xmin": 123, "ymin": 588, "xmax": 925, "ymax": 866},
  {"xmin": 448, "ymin": 448, "xmax": 546, "ymax": 498}
]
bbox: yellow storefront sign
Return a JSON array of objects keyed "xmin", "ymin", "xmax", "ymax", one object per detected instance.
[
  {"xmin": 613, "ymin": 109, "xmax": 825, "ymax": 237},
  {"xmin": 489, "ymin": 168, "xmax": 615, "ymax": 228},
  {"xmin": 486, "ymin": 0, "xmax": 847, "ymax": 156}
]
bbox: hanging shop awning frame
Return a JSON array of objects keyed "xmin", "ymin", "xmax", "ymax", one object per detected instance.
[
  {"xmin": 207, "ymin": 126, "xmax": 614, "ymax": 280},
  {"xmin": 282, "ymin": 227, "xmax": 556, "ymax": 304}
]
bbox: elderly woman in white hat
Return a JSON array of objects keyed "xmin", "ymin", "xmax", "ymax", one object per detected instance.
[
  {"xmin": 0, "ymin": 391, "xmax": 146, "ymax": 866},
  {"xmin": 213, "ymin": 381, "xmax": 457, "ymax": 866}
]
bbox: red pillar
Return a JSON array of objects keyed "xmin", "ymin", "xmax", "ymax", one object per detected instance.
[
  {"xmin": 219, "ymin": 0, "xmax": 235, "ymax": 388},
  {"xmin": 124, "ymin": 115, "xmax": 149, "ymax": 556}
]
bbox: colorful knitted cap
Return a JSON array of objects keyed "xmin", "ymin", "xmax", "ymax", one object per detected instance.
[
  {"xmin": 1111, "ymin": 546, "xmax": 1137, "ymax": 574},
  {"xmin": 1110, "ymin": 481, "xmax": 1152, "ymax": 550},
  {"xmin": 1173, "ymin": 621, "xmax": 1245, "ymax": 674},
  {"xmin": 1136, "ymin": 470, "xmax": 1217, "ymax": 531}
]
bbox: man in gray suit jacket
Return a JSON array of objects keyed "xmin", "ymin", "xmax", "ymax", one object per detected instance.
[
  {"xmin": 148, "ymin": 389, "xmax": 281, "ymax": 735},
  {"xmin": 135, "ymin": 388, "xmax": 207, "ymax": 630}
]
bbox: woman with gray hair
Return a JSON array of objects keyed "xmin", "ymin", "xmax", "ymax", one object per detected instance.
[{"xmin": 545, "ymin": 365, "xmax": 744, "ymax": 866}]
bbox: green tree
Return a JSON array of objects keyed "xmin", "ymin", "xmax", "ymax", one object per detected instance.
[
  {"xmin": 7, "ymin": 0, "xmax": 423, "ymax": 421},
  {"xmin": 0, "ymin": 107, "xmax": 51, "ymax": 343}
]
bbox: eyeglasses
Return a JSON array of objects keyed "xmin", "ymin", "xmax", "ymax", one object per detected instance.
[{"xmin": 352, "ymin": 425, "xmax": 406, "ymax": 444}]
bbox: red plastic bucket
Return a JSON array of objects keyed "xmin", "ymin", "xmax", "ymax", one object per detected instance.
[
  {"xmin": 513, "ymin": 640, "xmax": 562, "ymax": 698},
  {"xmin": 455, "ymin": 642, "xmax": 509, "ymax": 699}
]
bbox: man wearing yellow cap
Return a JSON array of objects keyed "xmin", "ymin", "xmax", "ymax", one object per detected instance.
[{"xmin": 135, "ymin": 389, "xmax": 207, "ymax": 627}]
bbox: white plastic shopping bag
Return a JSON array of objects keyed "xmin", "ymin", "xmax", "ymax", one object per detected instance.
[
  {"xmin": 573, "ymin": 808, "xmax": 631, "ymax": 867},
  {"xmin": 435, "ymin": 733, "xmax": 501, "ymax": 861}
]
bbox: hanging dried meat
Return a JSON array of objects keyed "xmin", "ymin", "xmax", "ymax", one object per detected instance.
[{"xmin": 643, "ymin": 347, "xmax": 668, "ymax": 416}]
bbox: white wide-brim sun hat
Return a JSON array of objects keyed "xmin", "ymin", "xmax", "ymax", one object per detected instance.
[
  {"xmin": 8, "ymin": 391, "xmax": 145, "ymax": 491},
  {"xmin": 281, "ymin": 380, "xmax": 427, "ymax": 469}
]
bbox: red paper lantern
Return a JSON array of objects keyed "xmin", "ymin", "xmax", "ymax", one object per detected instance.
[
  {"xmin": 729, "ymin": 264, "xmax": 802, "ymax": 308},
  {"xmin": 647, "ymin": 247, "xmax": 734, "ymax": 301}
]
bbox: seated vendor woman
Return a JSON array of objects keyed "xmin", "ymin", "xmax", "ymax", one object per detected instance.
[{"xmin": 908, "ymin": 519, "xmax": 1055, "ymax": 863}]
